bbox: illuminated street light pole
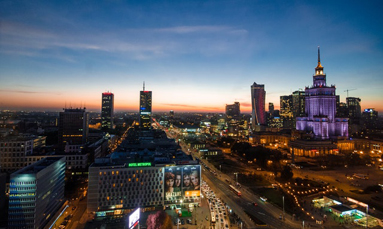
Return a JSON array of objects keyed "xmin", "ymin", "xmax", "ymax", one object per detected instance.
[
  {"xmin": 283, "ymin": 195, "xmax": 285, "ymax": 220},
  {"xmin": 366, "ymin": 204, "xmax": 368, "ymax": 228}
]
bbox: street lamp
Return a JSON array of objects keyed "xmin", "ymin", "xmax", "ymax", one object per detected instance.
[
  {"xmin": 283, "ymin": 195, "xmax": 285, "ymax": 220},
  {"xmin": 234, "ymin": 172, "xmax": 238, "ymax": 183}
]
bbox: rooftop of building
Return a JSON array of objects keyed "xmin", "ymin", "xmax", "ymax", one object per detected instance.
[
  {"xmin": 330, "ymin": 204, "xmax": 354, "ymax": 212},
  {"xmin": 12, "ymin": 156, "xmax": 64, "ymax": 175}
]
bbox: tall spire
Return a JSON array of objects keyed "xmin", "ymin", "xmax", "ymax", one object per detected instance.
[
  {"xmin": 316, "ymin": 46, "xmax": 323, "ymax": 69},
  {"xmin": 143, "ymin": 81, "xmax": 145, "ymax": 91}
]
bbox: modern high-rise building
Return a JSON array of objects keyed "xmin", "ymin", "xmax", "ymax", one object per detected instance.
[
  {"xmin": 362, "ymin": 108, "xmax": 379, "ymax": 130},
  {"xmin": 268, "ymin": 103, "xmax": 274, "ymax": 114},
  {"xmin": 346, "ymin": 97, "xmax": 361, "ymax": 124},
  {"xmin": 8, "ymin": 157, "xmax": 66, "ymax": 229},
  {"xmin": 226, "ymin": 102, "xmax": 240, "ymax": 120},
  {"xmin": 292, "ymin": 90, "xmax": 306, "ymax": 118},
  {"xmin": 101, "ymin": 92, "xmax": 114, "ymax": 131},
  {"xmin": 280, "ymin": 95, "xmax": 294, "ymax": 129},
  {"xmin": 251, "ymin": 82, "xmax": 266, "ymax": 129},
  {"xmin": 296, "ymin": 48, "xmax": 348, "ymax": 139},
  {"xmin": 139, "ymin": 83, "xmax": 152, "ymax": 129},
  {"xmin": 58, "ymin": 108, "xmax": 89, "ymax": 150}
]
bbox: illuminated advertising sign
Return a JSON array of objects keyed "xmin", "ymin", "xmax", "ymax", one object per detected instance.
[
  {"xmin": 164, "ymin": 166, "xmax": 182, "ymax": 202},
  {"xmin": 128, "ymin": 208, "xmax": 140, "ymax": 229},
  {"xmin": 164, "ymin": 165, "xmax": 201, "ymax": 203},
  {"xmin": 183, "ymin": 165, "xmax": 200, "ymax": 196},
  {"xmin": 128, "ymin": 162, "xmax": 151, "ymax": 167}
]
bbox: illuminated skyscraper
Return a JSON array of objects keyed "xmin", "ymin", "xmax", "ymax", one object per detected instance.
[
  {"xmin": 251, "ymin": 82, "xmax": 266, "ymax": 130},
  {"xmin": 280, "ymin": 95, "xmax": 294, "ymax": 129},
  {"xmin": 292, "ymin": 90, "xmax": 305, "ymax": 118},
  {"xmin": 101, "ymin": 92, "xmax": 114, "ymax": 130},
  {"xmin": 296, "ymin": 48, "xmax": 348, "ymax": 139},
  {"xmin": 139, "ymin": 82, "xmax": 152, "ymax": 129}
]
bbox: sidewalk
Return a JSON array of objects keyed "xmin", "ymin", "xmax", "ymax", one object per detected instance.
[{"xmin": 166, "ymin": 194, "xmax": 212, "ymax": 229}]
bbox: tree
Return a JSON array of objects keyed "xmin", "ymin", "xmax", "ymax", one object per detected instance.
[
  {"xmin": 146, "ymin": 211, "xmax": 173, "ymax": 229},
  {"xmin": 280, "ymin": 166, "xmax": 293, "ymax": 181}
]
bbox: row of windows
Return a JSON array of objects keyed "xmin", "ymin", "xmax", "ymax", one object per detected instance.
[
  {"xmin": 100, "ymin": 180, "xmax": 162, "ymax": 188},
  {"xmin": 99, "ymin": 200, "xmax": 161, "ymax": 207},
  {"xmin": 99, "ymin": 169, "xmax": 161, "ymax": 176},
  {"xmin": 9, "ymin": 203, "xmax": 35, "ymax": 208},
  {"xmin": 9, "ymin": 214, "xmax": 34, "ymax": 219},
  {"xmin": 100, "ymin": 189, "xmax": 162, "ymax": 197},
  {"xmin": 99, "ymin": 173, "xmax": 162, "ymax": 180},
  {"xmin": 0, "ymin": 142, "xmax": 32, "ymax": 147},
  {"xmin": 9, "ymin": 198, "xmax": 35, "ymax": 202},
  {"xmin": 9, "ymin": 209, "xmax": 35, "ymax": 214},
  {"xmin": 10, "ymin": 180, "xmax": 36, "ymax": 186}
]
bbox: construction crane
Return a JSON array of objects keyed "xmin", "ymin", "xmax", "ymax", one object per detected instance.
[{"xmin": 344, "ymin": 88, "xmax": 356, "ymax": 97}]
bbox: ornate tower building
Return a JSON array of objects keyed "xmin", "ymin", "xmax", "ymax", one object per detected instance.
[{"xmin": 296, "ymin": 48, "xmax": 348, "ymax": 139}]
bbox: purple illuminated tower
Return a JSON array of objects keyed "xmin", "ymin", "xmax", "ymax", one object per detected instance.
[
  {"xmin": 251, "ymin": 82, "xmax": 266, "ymax": 129},
  {"xmin": 296, "ymin": 47, "xmax": 348, "ymax": 139}
]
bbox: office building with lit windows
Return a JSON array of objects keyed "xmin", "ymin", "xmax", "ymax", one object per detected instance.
[
  {"xmin": 251, "ymin": 82, "xmax": 266, "ymax": 130},
  {"xmin": 58, "ymin": 108, "xmax": 89, "ymax": 151},
  {"xmin": 101, "ymin": 92, "xmax": 114, "ymax": 131},
  {"xmin": 296, "ymin": 48, "xmax": 348, "ymax": 139},
  {"xmin": 139, "ymin": 83, "xmax": 152, "ymax": 129},
  {"xmin": 280, "ymin": 95, "xmax": 294, "ymax": 129},
  {"xmin": 87, "ymin": 157, "xmax": 201, "ymax": 215},
  {"xmin": 8, "ymin": 157, "xmax": 65, "ymax": 229}
]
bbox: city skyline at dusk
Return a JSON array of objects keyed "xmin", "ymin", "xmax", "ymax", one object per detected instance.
[{"xmin": 1, "ymin": 1, "xmax": 383, "ymax": 113}]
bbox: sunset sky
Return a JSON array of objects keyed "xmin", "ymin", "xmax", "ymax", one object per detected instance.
[{"xmin": 1, "ymin": 0, "xmax": 383, "ymax": 113}]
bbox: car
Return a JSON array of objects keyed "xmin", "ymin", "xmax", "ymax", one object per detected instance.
[
  {"xmin": 181, "ymin": 219, "xmax": 185, "ymax": 225},
  {"xmin": 187, "ymin": 219, "xmax": 192, "ymax": 224},
  {"xmin": 253, "ymin": 202, "xmax": 258, "ymax": 206}
]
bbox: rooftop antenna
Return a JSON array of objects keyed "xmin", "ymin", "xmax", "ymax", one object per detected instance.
[
  {"xmin": 143, "ymin": 81, "xmax": 145, "ymax": 91},
  {"xmin": 318, "ymin": 46, "xmax": 320, "ymax": 64}
]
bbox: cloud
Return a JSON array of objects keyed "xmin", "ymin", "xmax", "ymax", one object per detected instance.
[
  {"xmin": 161, "ymin": 104, "xmax": 197, "ymax": 108},
  {"xmin": 240, "ymin": 102, "xmax": 252, "ymax": 107},
  {"xmin": 1, "ymin": 20, "xmax": 250, "ymax": 61},
  {"xmin": 0, "ymin": 89, "xmax": 61, "ymax": 95}
]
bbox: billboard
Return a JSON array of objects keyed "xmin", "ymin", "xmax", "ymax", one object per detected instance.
[
  {"xmin": 128, "ymin": 208, "xmax": 140, "ymax": 229},
  {"xmin": 164, "ymin": 165, "xmax": 200, "ymax": 203}
]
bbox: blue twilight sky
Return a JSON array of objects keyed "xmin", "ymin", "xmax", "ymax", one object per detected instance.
[{"xmin": 1, "ymin": 0, "xmax": 383, "ymax": 113}]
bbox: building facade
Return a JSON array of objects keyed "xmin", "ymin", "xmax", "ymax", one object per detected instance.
[
  {"xmin": 280, "ymin": 95, "xmax": 294, "ymax": 129},
  {"xmin": 139, "ymin": 84, "xmax": 152, "ymax": 129},
  {"xmin": 8, "ymin": 157, "xmax": 65, "ymax": 229},
  {"xmin": 296, "ymin": 48, "xmax": 348, "ymax": 139},
  {"xmin": 346, "ymin": 97, "xmax": 361, "ymax": 124},
  {"xmin": 58, "ymin": 108, "xmax": 89, "ymax": 150},
  {"xmin": 292, "ymin": 90, "xmax": 305, "ymax": 118},
  {"xmin": 0, "ymin": 137, "xmax": 34, "ymax": 173},
  {"xmin": 101, "ymin": 92, "xmax": 114, "ymax": 131},
  {"xmin": 251, "ymin": 82, "xmax": 266, "ymax": 129},
  {"xmin": 88, "ymin": 159, "xmax": 201, "ymax": 215}
]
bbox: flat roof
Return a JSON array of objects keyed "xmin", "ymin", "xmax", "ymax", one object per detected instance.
[{"xmin": 331, "ymin": 205, "xmax": 354, "ymax": 212}]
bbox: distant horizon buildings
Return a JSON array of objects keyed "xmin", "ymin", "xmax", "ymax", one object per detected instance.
[
  {"xmin": 101, "ymin": 92, "xmax": 114, "ymax": 131},
  {"xmin": 139, "ymin": 83, "xmax": 152, "ymax": 129},
  {"xmin": 251, "ymin": 82, "xmax": 266, "ymax": 130},
  {"xmin": 296, "ymin": 48, "xmax": 348, "ymax": 139}
]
